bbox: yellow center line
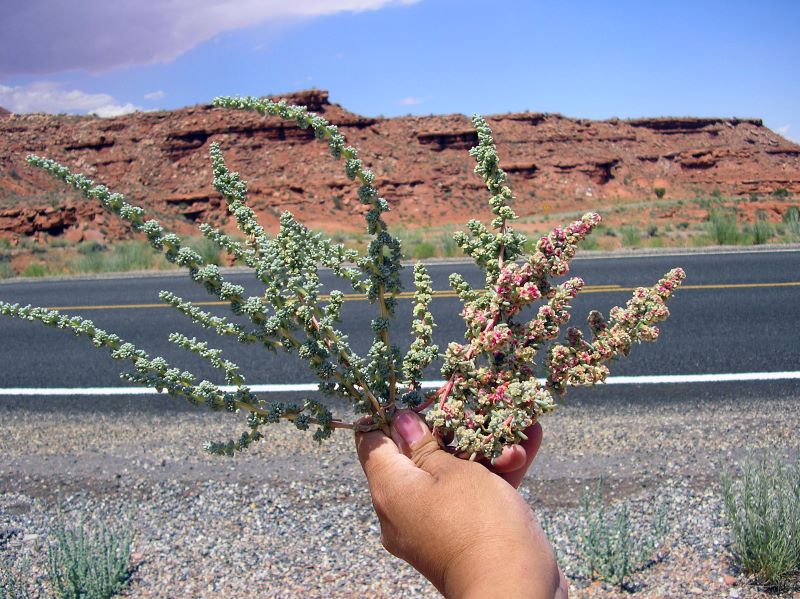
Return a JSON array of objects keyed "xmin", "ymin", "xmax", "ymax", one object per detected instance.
[{"xmin": 42, "ymin": 281, "xmax": 800, "ymax": 311}]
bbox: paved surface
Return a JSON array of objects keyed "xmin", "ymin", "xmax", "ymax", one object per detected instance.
[{"xmin": 0, "ymin": 249, "xmax": 798, "ymax": 395}]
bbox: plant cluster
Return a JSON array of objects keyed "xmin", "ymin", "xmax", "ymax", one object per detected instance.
[
  {"xmin": 721, "ymin": 454, "xmax": 800, "ymax": 590},
  {"xmin": 707, "ymin": 208, "xmax": 742, "ymax": 245},
  {"xmin": 553, "ymin": 480, "xmax": 668, "ymax": 590},
  {"xmin": 0, "ymin": 557, "xmax": 42, "ymax": 599},
  {"xmin": 784, "ymin": 205, "xmax": 800, "ymax": 240},
  {"xmin": 0, "ymin": 96, "xmax": 684, "ymax": 459},
  {"xmin": 46, "ymin": 509, "xmax": 133, "ymax": 599},
  {"xmin": 0, "ymin": 508, "xmax": 132, "ymax": 599}
]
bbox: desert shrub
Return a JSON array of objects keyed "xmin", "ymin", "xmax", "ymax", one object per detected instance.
[
  {"xmin": 621, "ymin": 226, "xmax": 641, "ymax": 247},
  {"xmin": 782, "ymin": 206, "xmax": 800, "ymax": 241},
  {"xmin": 77, "ymin": 241, "xmax": 168, "ymax": 273},
  {"xmin": 707, "ymin": 209, "xmax": 742, "ymax": 245},
  {"xmin": 721, "ymin": 454, "xmax": 800, "ymax": 590},
  {"xmin": 580, "ymin": 233, "xmax": 599, "ymax": 250},
  {"xmin": 75, "ymin": 251, "xmax": 108, "ymax": 273},
  {"xmin": 438, "ymin": 233, "xmax": 460, "ymax": 257},
  {"xmin": 77, "ymin": 240, "xmax": 106, "ymax": 255},
  {"xmin": 772, "ymin": 188, "xmax": 791, "ymax": 199},
  {"xmin": 562, "ymin": 480, "xmax": 667, "ymax": 590},
  {"xmin": 521, "ymin": 236, "xmax": 538, "ymax": 254},
  {"xmin": 46, "ymin": 510, "xmax": 133, "ymax": 599},
  {"xmin": 602, "ymin": 226, "xmax": 617, "ymax": 237},
  {"xmin": 393, "ymin": 230, "xmax": 420, "ymax": 258},
  {"xmin": 410, "ymin": 240, "xmax": 436, "ymax": 260},
  {"xmin": 1, "ymin": 557, "xmax": 43, "ymax": 598},
  {"xmin": 750, "ymin": 219, "xmax": 773, "ymax": 245},
  {"xmin": 27, "ymin": 240, "xmax": 48, "ymax": 254},
  {"xmin": 187, "ymin": 236, "xmax": 222, "ymax": 266},
  {"xmin": 107, "ymin": 241, "xmax": 166, "ymax": 272},
  {"xmin": 22, "ymin": 262, "xmax": 51, "ymax": 277},
  {"xmin": 0, "ymin": 261, "xmax": 14, "ymax": 280},
  {"xmin": 653, "ymin": 187, "xmax": 666, "ymax": 199}
]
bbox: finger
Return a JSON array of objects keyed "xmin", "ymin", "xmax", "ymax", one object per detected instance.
[
  {"xmin": 390, "ymin": 410, "xmax": 454, "ymax": 478},
  {"xmin": 483, "ymin": 420, "xmax": 543, "ymax": 473},
  {"xmin": 486, "ymin": 444, "xmax": 527, "ymax": 473},
  {"xmin": 497, "ymin": 422, "xmax": 543, "ymax": 489},
  {"xmin": 519, "ymin": 421, "xmax": 543, "ymax": 464},
  {"xmin": 355, "ymin": 427, "xmax": 406, "ymax": 486}
]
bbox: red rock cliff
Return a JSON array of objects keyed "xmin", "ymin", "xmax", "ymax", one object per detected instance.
[{"xmin": 1, "ymin": 89, "xmax": 798, "ymax": 242}]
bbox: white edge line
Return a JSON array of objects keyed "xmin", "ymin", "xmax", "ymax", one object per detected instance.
[{"xmin": 1, "ymin": 372, "xmax": 799, "ymax": 396}]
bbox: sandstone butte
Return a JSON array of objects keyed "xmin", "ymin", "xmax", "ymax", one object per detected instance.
[{"xmin": 0, "ymin": 89, "xmax": 798, "ymax": 245}]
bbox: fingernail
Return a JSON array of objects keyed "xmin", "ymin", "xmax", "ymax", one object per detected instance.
[{"xmin": 393, "ymin": 411, "xmax": 427, "ymax": 446}]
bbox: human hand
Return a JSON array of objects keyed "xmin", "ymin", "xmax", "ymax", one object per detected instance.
[{"xmin": 355, "ymin": 410, "xmax": 568, "ymax": 599}]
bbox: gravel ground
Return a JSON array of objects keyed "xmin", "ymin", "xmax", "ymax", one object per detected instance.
[{"xmin": 1, "ymin": 383, "xmax": 798, "ymax": 598}]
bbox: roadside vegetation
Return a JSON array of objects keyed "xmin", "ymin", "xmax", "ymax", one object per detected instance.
[
  {"xmin": 1, "ymin": 194, "xmax": 798, "ymax": 280},
  {"xmin": 548, "ymin": 480, "xmax": 668, "ymax": 591},
  {"xmin": 721, "ymin": 454, "xmax": 800, "ymax": 591},
  {"xmin": 0, "ymin": 236, "xmax": 223, "ymax": 280},
  {"xmin": 1, "ymin": 505, "xmax": 134, "ymax": 599}
]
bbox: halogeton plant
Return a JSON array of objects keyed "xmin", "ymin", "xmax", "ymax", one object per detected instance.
[{"xmin": 0, "ymin": 96, "xmax": 685, "ymax": 460}]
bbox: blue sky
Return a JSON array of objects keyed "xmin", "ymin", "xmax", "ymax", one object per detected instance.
[{"xmin": 1, "ymin": 0, "xmax": 798, "ymax": 141}]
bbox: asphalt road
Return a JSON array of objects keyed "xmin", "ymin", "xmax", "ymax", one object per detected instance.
[{"xmin": 0, "ymin": 249, "xmax": 798, "ymax": 403}]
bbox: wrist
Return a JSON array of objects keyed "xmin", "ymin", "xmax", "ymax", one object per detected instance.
[{"xmin": 442, "ymin": 541, "xmax": 560, "ymax": 599}]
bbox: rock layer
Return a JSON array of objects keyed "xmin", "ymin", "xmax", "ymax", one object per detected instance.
[{"xmin": 1, "ymin": 89, "xmax": 798, "ymax": 242}]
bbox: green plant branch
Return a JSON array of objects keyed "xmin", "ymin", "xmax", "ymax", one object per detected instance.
[
  {"xmin": 2, "ymin": 100, "xmax": 685, "ymax": 461},
  {"xmin": 213, "ymin": 96, "xmax": 400, "ymax": 424},
  {"xmin": 0, "ymin": 303, "xmax": 372, "ymax": 446}
]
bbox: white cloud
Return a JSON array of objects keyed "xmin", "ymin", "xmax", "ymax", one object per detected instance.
[
  {"xmin": 144, "ymin": 90, "xmax": 165, "ymax": 101},
  {"xmin": 398, "ymin": 96, "xmax": 422, "ymax": 105},
  {"xmin": 775, "ymin": 124, "xmax": 800, "ymax": 143},
  {"xmin": 0, "ymin": 0, "xmax": 422, "ymax": 76},
  {"xmin": 0, "ymin": 82, "xmax": 139, "ymax": 117}
]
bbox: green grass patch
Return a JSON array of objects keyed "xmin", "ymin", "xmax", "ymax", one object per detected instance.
[
  {"xmin": 783, "ymin": 206, "xmax": 800, "ymax": 242},
  {"xmin": 721, "ymin": 454, "xmax": 800, "ymax": 590},
  {"xmin": 750, "ymin": 219, "xmax": 773, "ymax": 245},
  {"xmin": 410, "ymin": 240, "xmax": 436, "ymax": 260},
  {"xmin": 186, "ymin": 236, "xmax": 222, "ymax": 266},
  {"xmin": 1, "ymin": 557, "xmax": 42, "ymax": 598},
  {"xmin": 22, "ymin": 262, "xmax": 52, "ymax": 277},
  {"xmin": 552, "ymin": 480, "xmax": 667, "ymax": 590},
  {"xmin": 47, "ymin": 508, "xmax": 134, "ymax": 599},
  {"xmin": 0, "ymin": 260, "xmax": 14, "ymax": 280},
  {"xmin": 707, "ymin": 208, "xmax": 743, "ymax": 245},
  {"xmin": 580, "ymin": 233, "xmax": 599, "ymax": 250},
  {"xmin": 620, "ymin": 226, "xmax": 641, "ymax": 247},
  {"xmin": 74, "ymin": 241, "xmax": 170, "ymax": 274}
]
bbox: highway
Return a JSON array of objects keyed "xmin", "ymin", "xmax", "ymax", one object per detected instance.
[{"xmin": 1, "ymin": 249, "xmax": 798, "ymax": 405}]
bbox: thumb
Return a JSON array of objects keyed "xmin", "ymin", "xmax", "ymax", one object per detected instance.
[{"xmin": 390, "ymin": 410, "xmax": 453, "ymax": 477}]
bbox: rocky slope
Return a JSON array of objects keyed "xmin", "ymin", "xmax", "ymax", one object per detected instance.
[{"xmin": 1, "ymin": 89, "xmax": 798, "ymax": 243}]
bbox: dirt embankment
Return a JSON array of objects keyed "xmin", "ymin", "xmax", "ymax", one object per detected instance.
[{"xmin": 1, "ymin": 89, "xmax": 799, "ymax": 246}]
